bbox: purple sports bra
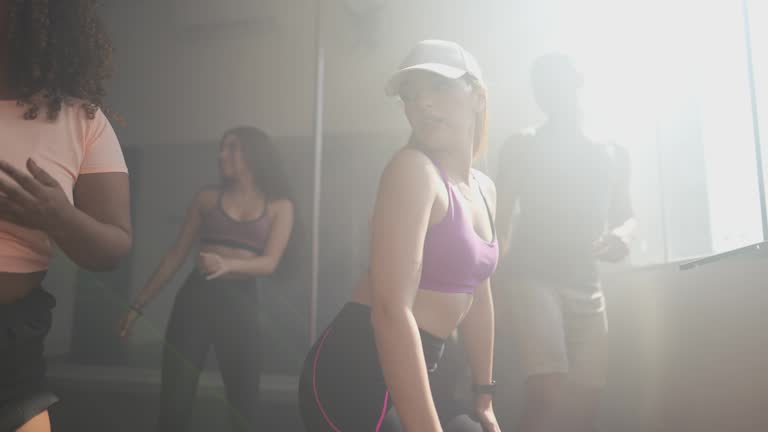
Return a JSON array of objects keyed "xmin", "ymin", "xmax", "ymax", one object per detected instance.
[
  {"xmin": 419, "ymin": 157, "xmax": 499, "ymax": 294},
  {"xmin": 199, "ymin": 192, "xmax": 272, "ymax": 254}
]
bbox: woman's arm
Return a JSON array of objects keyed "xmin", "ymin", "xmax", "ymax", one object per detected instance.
[
  {"xmin": 460, "ymin": 173, "xmax": 497, "ymax": 389},
  {"xmin": 202, "ymin": 199, "xmax": 294, "ymax": 279},
  {"xmin": 459, "ymin": 279, "xmax": 501, "ymax": 432},
  {"xmin": 369, "ymin": 149, "xmax": 443, "ymax": 432},
  {"xmin": 130, "ymin": 189, "xmax": 212, "ymax": 308},
  {"xmin": 459, "ymin": 277, "xmax": 495, "ymax": 387},
  {"xmin": 0, "ymin": 159, "xmax": 132, "ymax": 271},
  {"xmin": 460, "ymin": 174, "xmax": 501, "ymax": 431},
  {"xmin": 60, "ymin": 172, "xmax": 132, "ymax": 270}
]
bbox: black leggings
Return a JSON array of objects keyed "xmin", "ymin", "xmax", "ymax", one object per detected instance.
[
  {"xmin": 298, "ymin": 302, "xmax": 483, "ymax": 432},
  {"xmin": 156, "ymin": 272, "xmax": 262, "ymax": 432}
]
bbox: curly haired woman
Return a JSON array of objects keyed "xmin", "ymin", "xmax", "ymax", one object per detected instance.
[{"xmin": 0, "ymin": 2, "xmax": 132, "ymax": 431}]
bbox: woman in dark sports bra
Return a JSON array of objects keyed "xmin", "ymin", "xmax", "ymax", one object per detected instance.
[
  {"xmin": 118, "ymin": 127, "xmax": 294, "ymax": 432},
  {"xmin": 298, "ymin": 40, "xmax": 501, "ymax": 432}
]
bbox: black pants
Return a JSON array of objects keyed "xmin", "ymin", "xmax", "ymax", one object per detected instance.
[
  {"xmin": 298, "ymin": 302, "xmax": 483, "ymax": 432},
  {"xmin": 156, "ymin": 272, "xmax": 262, "ymax": 432},
  {"xmin": 0, "ymin": 288, "xmax": 58, "ymax": 432}
]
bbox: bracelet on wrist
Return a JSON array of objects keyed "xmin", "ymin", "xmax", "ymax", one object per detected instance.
[{"xmin": 472, "ymin": 380, "xmax": 497, "ymax": 396}]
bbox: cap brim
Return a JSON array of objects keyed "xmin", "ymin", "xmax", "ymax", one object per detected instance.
[{"xmin": 384, "ymin": 63, "xmax": 467, "ymax": 96}]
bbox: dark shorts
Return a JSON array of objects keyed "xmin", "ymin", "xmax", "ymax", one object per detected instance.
[{"xmin": 0, "ymin": 288, "xmax": 58, "ymax": 431}]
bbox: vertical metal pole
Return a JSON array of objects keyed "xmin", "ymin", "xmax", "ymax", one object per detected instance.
[{"xmin": 310, "ymin": 0, "xmax": 325, "ymax": 344}]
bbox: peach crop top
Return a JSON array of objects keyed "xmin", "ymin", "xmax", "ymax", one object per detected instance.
[{"xmin": 0, "ymin": 100, "xmax": 128, "ymax": 273}]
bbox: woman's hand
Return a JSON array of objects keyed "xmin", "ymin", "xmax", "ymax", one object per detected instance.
[
  {"xmin": 475, "ymin": 394, "xmax": 501, "ymax": 432},
  {"xmin": 0, "ymin": 159, "xmax": 71, "ymax": 231},
  {"xmin": 197, "ymin": 252, "xmax": 231, "ymax": 280},
  {"xmin": 118, "ymin": 308, "xmax": 141, "ymax": 341}
]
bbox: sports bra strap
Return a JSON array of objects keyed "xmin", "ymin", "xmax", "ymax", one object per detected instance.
[{"xmin": 472, "ymin": 173, "xmax": 497, "ymax": 243}]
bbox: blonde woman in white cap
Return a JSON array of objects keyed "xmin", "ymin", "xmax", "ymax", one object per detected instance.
[{"xmin": 298, "ymin": 40, "xmax": 501, "ymax": 432}]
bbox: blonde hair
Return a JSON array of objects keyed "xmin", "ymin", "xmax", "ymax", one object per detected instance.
[{"xmin": 471, "ymin": 79, "xmax": 489, "ymax": 158}]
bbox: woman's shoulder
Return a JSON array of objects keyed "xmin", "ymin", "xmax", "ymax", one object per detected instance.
[
  {"xmin": 268, "ymin": 198, "xmax": 294, "ymax": 216},
  {"xmin": 383, "ymin": 147, "xmax": 440, "ymax": 184},
  {"xmin": 192, "ymin": 185, "xmax": 220, "ymax": 210}
]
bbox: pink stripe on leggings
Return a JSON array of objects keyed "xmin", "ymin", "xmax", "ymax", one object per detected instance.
[
  {"xmin": 312, "ymin": 328, "xmax": 391, "ymax": 432},
  {"xmin": 374, "ymin": 390, "xmax": 390, "ymax": 432}
]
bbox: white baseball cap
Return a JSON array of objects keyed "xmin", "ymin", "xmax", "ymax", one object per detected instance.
[{"xmin": 385, "ymin": 39, "xmax": 484, "ymax": 96}]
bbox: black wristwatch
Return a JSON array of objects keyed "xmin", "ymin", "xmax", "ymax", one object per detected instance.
[{"xmin": 472, "ymin": 380, "xmax": 497, "ymax": 396}]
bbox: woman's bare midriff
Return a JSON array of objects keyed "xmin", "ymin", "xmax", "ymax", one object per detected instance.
[
  {"xmin": 352, "ymin": 272, "xmax": 473, "ymax": 340},
  {"xmin": 0, "ymin": 271, "xmax": 47, "ymax": 304}
]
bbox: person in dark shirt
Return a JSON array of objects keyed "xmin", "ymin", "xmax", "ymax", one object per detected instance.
[{"xmin": 494, "ymin": 53, "xmax": 636, "ymax": 432}]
